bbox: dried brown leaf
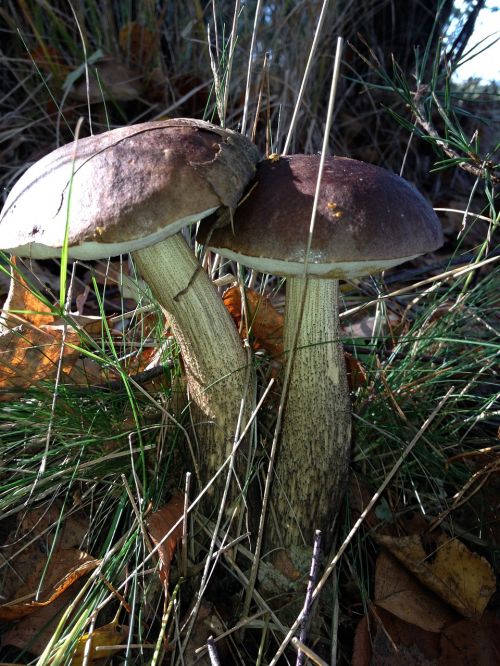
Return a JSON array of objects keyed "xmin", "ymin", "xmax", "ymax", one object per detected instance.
[
  {"xmin": 440, "ymin": 613, "xmax": 500, "ymax": 665},
  {"xmin": 146, "ymin": 491, "xmax": 184, "ymax": 586},
  {"xmin": 1, "ymin": 576, "xmax": 86, "ymax": 656},
  {"xmin": 223, "ymin": 286, "xmax": 284, "ymax": 358},
  {"xmin": 368, "ymin": 607, "xmax": 441, "ymax": 665},
  {"xmin": 344, "ymin": 350, "xmax": 368, "ymax": 390},
  {"xmin": 376, "ymin": 533, "xmax": 495, "ymax": 618},
  {"xmin": 375, "ymin": 550, "xmax": 457, "ymax": 632}
]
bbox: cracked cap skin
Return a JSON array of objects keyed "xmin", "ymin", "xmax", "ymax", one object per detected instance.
[
  {"xmin": 0, "ymin": 118, "xmax": 260, "ymax": 260},
  {"xmin": 197, "ymin": 154, "xmax": 443, "ymax": 279}
]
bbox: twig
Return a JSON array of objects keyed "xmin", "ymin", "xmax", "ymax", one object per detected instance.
[
  {"xmin": 182, "ymin": 472, "xmax": 191, "ymax": 579},
  {"xmin": 221, "ymin": 0, "xmax": 241, "ymax": 127},
  {"xmin": 178, "ymin": 377, "xmax": 273, "ymax": 655},
  {"xmin": 341, "ymin": 253, "xmax": 500, "ymax": 320},
  {"xmin": 296, "ymin": 530, "xmax": 322, "ymax": 666},
  {"xmin": 330, "ymin": 572, "xmax": 340, "ymax": 665},
  {"xmin": 282, "ymin": 0, "xmax": 331, "ymax": 155},
  {"xmin": 241, "ymin": 37, "xmax": 345, "ymax": 623},
  {"xmin": 241, "ymin": 0, "xmax": 263, "ymax": 135},
  {"xmin": 291, "ymin": 638, "xmax": 329, "ymax": 666},
  {"xmin": 207, "ymin": 636, "xmax": 221, "ymax": 666},
  {"xmin": 412, "ymin": 87, "xmax": 498, "ymax": 183},
  {"xmin": 269, "ymin": 387, "xmax": 455, "ymax": 664}
]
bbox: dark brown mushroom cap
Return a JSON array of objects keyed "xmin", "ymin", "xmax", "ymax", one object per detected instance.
[
  {"xmin": 197, "ymin": 155, "xmax": 443, "ymax": 279},
  {"xmin": 0, "ymin": 118, "xmax": 259, "ymax": 259}
]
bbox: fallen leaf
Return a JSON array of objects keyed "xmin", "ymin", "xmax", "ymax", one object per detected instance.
[
  {"xmin": 223, "ymin": 286, "xmax": 284, "ymax": 358},
  {"xmin": 18, "ymin": 506, "xmax": 89, "ymax": 549},
  {"xmin": 70, "ymin": 618, "xmax": 129, "ymax": 665},
  {"xmin": 0, "ymin": 507, "xmax": 90, "ymax": 606},
  {"xmin": 146, "ymin": 492, "xmax": 184, "ymax": 586},
  {"xmin": 344, "ymin": 350, "xmax": 367, "ymax": 390},
  {"xmin": 352, "ymin": 614, "xmax": 371, "ymax": 666},
  {"xmin": 375, "ymin": 550, "xmax": 457, "ymax": 632},
  {"xmin": 183, "ymin": 600, "xmax": 228, "ymax": 665},
  {"xmin": 366, "ymin": 607, "xmax": 441, "ymax": 665},
  {"xmin": 376, "ymin": 533, "xmax": 495, "ymax": 618},
  {"xmin": 0, "ymin": 549, "xmax": 99, "ymax": 621},
  {"xmin": 1, "ymin": 258, "xmax": 55, "ymax": 329},
  {"xmin": 1, "ymin": 575, "xmax": 87, "ymax": 656},
  {"xmin": 440, "ymin": 613, "xmax": 500, "ymax": 665},
  {"xmin": 0, "ymin": 324, "xmax": 83, "ymax": 399}
]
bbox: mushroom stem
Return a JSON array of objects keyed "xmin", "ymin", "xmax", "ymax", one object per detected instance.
[
  {"xmin": 270, "ymin": 277, "xmax": 351, "ymax": 550},
  {"xmin": 133, "ymin": 233, "xmax": 252, "ymax": 493}
]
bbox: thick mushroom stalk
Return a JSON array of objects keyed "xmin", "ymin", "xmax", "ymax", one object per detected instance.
[
  {"xmin": 198, "ymin": 154, "xmax": 443, "ymax": 553},
  {"xmin": 271, "ymin": 277, "xmax": 350, "ymax": 549},
  {"xmin": 133, "ymin": 234, "xmax": 250, "ymax": 482}
]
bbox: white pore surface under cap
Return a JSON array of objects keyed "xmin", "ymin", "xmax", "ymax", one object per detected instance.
[
  {"xmin": 211, "ymin": 247, "xmax": 419, "ymax": 279},
  {"xmin": 5, "ymin": 209, "xmax": 218, "ymax": 260}
]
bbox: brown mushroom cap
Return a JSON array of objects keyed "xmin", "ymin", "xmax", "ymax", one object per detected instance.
[
  {"xmin": 0, "ymin": 118, "xmax": 259, "ymax": 260},
  {"xmin": 197, "ymin": 155, "xmax": 443, "ymax": 279}
]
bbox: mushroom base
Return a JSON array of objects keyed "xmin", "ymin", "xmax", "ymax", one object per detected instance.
[
  {"xmin": 270, "ymin": 277, "xmax": 351, "ymax": 551},
  {"xmin": 134, "ymin": 235, "xmax": 253, "ymax": 498}
]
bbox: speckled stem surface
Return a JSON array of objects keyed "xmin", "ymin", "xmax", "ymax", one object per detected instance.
[
  {"xmin": 270, "ymin": 277, "xmax": 351, "ymax": 551},
  {"xmin": 134, "ymin": 234, "xmax": 252, "ymax": 494}
]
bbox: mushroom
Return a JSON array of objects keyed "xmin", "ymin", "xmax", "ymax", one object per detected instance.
[
  {"xmin": 0, "ymin": 118, "xmax": 259, "ymax": 490},
  {"xmin": 197, "ymin": 154, "xmax": 443, "ymax": 550}
]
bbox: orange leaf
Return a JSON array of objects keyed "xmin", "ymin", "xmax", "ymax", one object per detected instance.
[
  {"xmin": 0, "ymin": 549, "xmax": 99, "ymax": 621},
  {"xmin": 1, "ymin": 258, "xmax": 55, "ymax": 328},
  {"xmin": 223, "ymin": 286, "xmax": 284, "ymax": 358},
  {"xmin": 146, "ymin": 492, "xmax": 184, "ymax": 586},
  {"xmin": 0, "ymin": 325, "xmax": 82, "ymax": 399}
]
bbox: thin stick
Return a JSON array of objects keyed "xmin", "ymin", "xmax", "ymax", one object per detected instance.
[
  {"xmin": 269, "ymin": 387, "xmax": 455, "ymax": 664},
  {"xmin": 330, "ymin": 571, "xmax": 340, "ymax": 665},
  {"xmin": 222, "ymin": 0, "xmax": 241, "ymax": 126},
  {"xmin": 207, "ymin": 636, "xmax": 221, "ymax": 666},
  {"xmin": 93, "ymin": 379, "xmax": 275, "ymax": 615},
  {"xmin": 67, "ymin": 1, "xmax": 92, "ymax": 134},
  {"xmin": 282, "ymin": 0, "xmax": 331, "ymax": 155},
  {"xmin": 340, "ymin": 254, "xmax": 500, "ymax": 321},
  {"xmin": 241, "ymin": 0, "xmax": 263, "ymax": 135},
  {"xmin": 242, "ymin": 38, "xmax": 344, "ymax": 621},
  {"xmin": 182, "ymin": 472, "xmax": 191, "ymax": 579},
  {"xmin": 296, "ymin": 530, "xmax": 322, "ymax": 666},
  {"xmin": 194, "ymin": 611, "xmax": 268, "ymax": 656},
  {"xmin": 302, "ymin": 37, "xmax": 344, "ymax": 279},
  {"xmin": 291, "ymin": 639, "xmax": 329, "ymax": 666}
]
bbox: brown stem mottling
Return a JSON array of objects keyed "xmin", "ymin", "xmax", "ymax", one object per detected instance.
[{"xmin": 269, "ymin": 278, "xmax": 351, "ymax": 551}]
